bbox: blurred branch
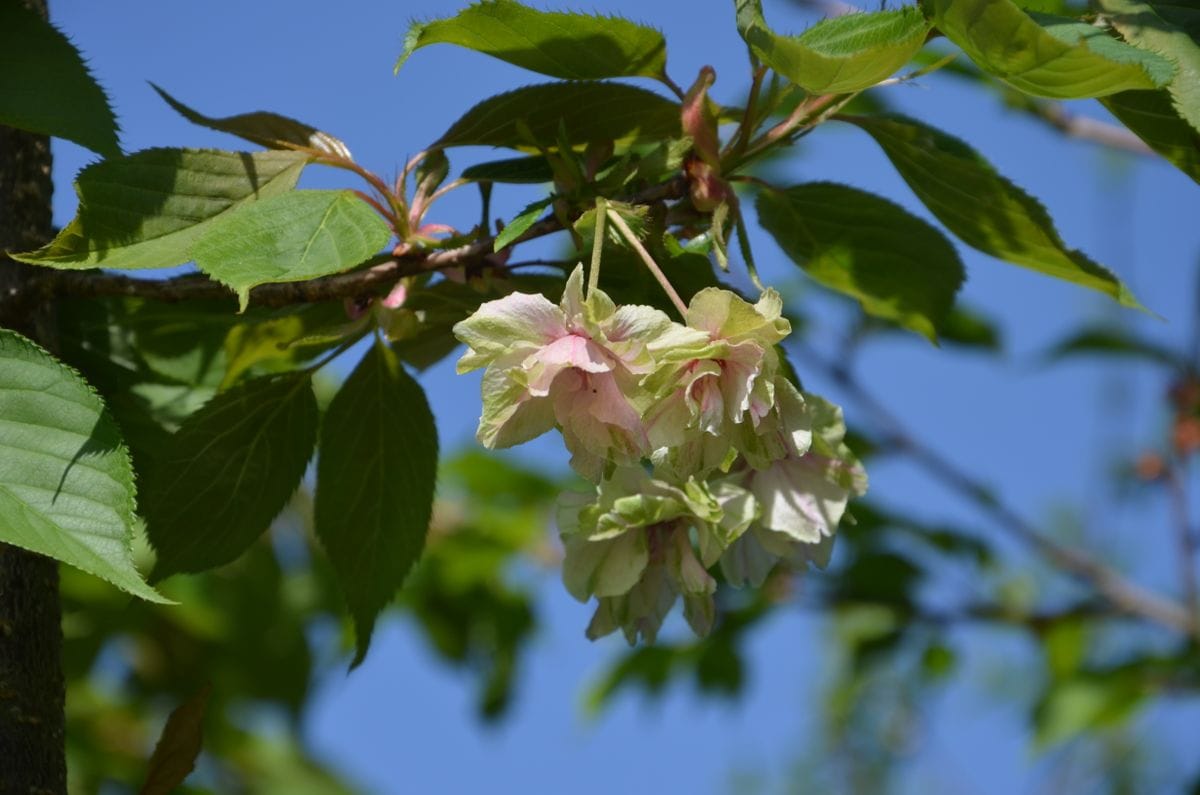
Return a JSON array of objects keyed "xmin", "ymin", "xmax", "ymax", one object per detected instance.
[
  {"xmin": 807, "ymin": 594, "xmax": 1125, "ymax": 630},
  {"xmin": 15, "ymin": 176, "xmax": 688, "ymax": 310},
  {"xmin": 788, "ymin": 0, "xmax": 860, "ymax": 16},
  {"xmin": 797, "ymin": 344, "xmax": 1196, "ymax": 636},
  {"xmin": 1165, "ymin": 462, "xmax": 1200, "ymax": 634},
  {"xmin": 1030, "ymin": 101, "xmax": 1153, "ymax": 157}
]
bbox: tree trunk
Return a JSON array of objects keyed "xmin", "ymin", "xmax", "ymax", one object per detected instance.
[{"xmin": 0, "ymin": 0, "xmax": 67, "ymax": 789}]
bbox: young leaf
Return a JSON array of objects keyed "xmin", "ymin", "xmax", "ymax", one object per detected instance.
[
  {"xmin": 191, "ymin": 189, "xmax": 392, "ymax": 310},
  {"xmin": 13, "ymin": 148, "xmax": 307, "ymax": 270},
  {"xmin": 437, "ymin": 82, "xmax": 680, "ymax": 150},
  {"xmin": 315, "ymin": 341, "xmax": 438, "ymax": 665},
  {"xmin": 1098, "ymin": 0, "xmax": 1200, "ymax": 134},
  {"xmin": 151, "ymin": 84, "xmax": 353, "ymax": 160},
  {"xmin": 139, "ymin": 684, "xmax": 211, "ymax": 795},
  {"xmin": 755, "ymin": 182, "xmax": 964, "ymax": 342},
  {"xmin": 494, "ymin": 197, "xmax": 552, "ymax": 252},
  {"xmin": 845, "ymin": 114, "xmax": 1142, "ymax": 308},
  {"xmin": 1101, "ymin": 90, "xmax": 1200, "ymax": 184},
  {"xmin": 929, "ymin": 0, "xmax": 1173, "ymax": 98},
  {"xmin": 0, "ymin": 2, "xmax": 119, "ymax": 157},
  {"xmin": 397, "ymin": 0, "xmax": 668, "ymax": 82},
  {"xmin": 0, "ymin": 330, "xmax": 164, "ymax": 602},
  {"xmin": 143, "ymin": 371, "xmax": 318, "ymax": 579},
  {"xmin": 735, "ymin": 1, "xmax": 931, "ymax": 94}
]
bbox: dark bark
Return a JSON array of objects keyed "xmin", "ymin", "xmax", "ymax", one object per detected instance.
[{"xmin": 0, "ymin": 0, "xmax": 67, "ymax": 789}]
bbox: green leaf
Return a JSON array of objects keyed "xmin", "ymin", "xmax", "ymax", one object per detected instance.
[
  {"xmin": 1040, "ymin": 326, "xmax": 1183, "ymax": 367},
  {"xmin": 494, "ymin": 197, "xmax": 552, "ymax": 251},
  {"xmin": 0, "ymin": 330, "xmax": 164, "ymax": 602},
  {"xmin": 139, "ymin": 684, "xmax": 210, "ymax": 795},
  {"xmin": 846, "ymin": 114, "xmax": 1141, "ymax": 308},
  {"xmin": 314, "ymin": 341, "xmax": 438, "ymax": 665},
  {"xmin": 461, "ymin": 155, "xmax": 555, "ymax": 184},
  {"xmin": 436, "ymin": 82, "xmax": 680, "ymax": 150},
  {"xmin": 1101, "ymin": 89, "xmax": 1200, "ymax": 184},
  {"xmin": 755, "ymin": 182, "xmax": 964, "ymax": 342},
  {"xmin": 191, "ymin": 190, "xmax": 392, "ymax": 310},
  {"xmin": 220, "ymin": 303, "xmax": 358, "ymax": 389},
  {"xmin": 1098, "ymin": 0, "xmax": 1200, "ymax": 134},
  {"xmin": 929, "ymin": 0, "xmax": 1173, "ymax": 98},
  {"xmin": 1034, "ymin": 670, "xmax": 1146, "ymax": 746},
  {"xmin": 13, "ymin": 148, "xmax": 307, "ymax": 270},
  {"xmin": 397, "ymin": 0, "xmax": 667, "ymax": 82},
  {"xmin": 735, "ymin": 1, "xmax": 930, "ymax": 94},
  {"xmin": 0, "ymin": 2, "xmax": 118, "ymax": 157},
  {"xmin": 143, "ymin": 372, "xmax": 318, "ymax": 579},
  {"xmin": 151, "ymin": 84, "xmax": 353, "ymax": 160}
]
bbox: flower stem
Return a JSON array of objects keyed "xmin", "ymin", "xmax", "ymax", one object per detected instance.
[
  {"xmin": 588, "ymin": 197, "xmax": 606, "ymax": 298},
  {"xmin": 606, "ymin": 208, "xmax": 688, "ymax": 318}
]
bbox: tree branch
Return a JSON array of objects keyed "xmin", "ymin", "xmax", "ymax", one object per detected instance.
[
  {"xmin": 797, "ymin": 345, "xmax": 1196, "ymax": 636},
  {"xmin": 1031, "ymin": 101, "xmax": 1154, "ymax": 157},
  {"xmin": 15, "ymin": 176, "xmax": 688, "ymax": 311}
]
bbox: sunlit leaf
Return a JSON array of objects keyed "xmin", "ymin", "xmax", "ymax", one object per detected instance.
[
  {"xmin": 315, "ymin": 341, "xmax": 438, "ymax": 665},
  {"xmin": 397, "ymin": 0, "xmax": 668, "ymax": 82},
  {"xmin": 436, "ymin": 82, "xmax": 680, "ymax": 150},
  {"xmin": 1098, "ymin": 0, "xmax": 1200, "ymax": 134},
  {"xmin": 151, "ymin": 84, "xmax": 352, "ymax": 160},
  {"xmin": 13, "ymin": 149, "xmax": 307, "ymax": 270},
  {"xmin": 0, "ymin": 330, "xmax": 164, "ymax": 602},
  {"xmin": 846, "ymin": 114, "xmax": 1142, "ymax": 308},
  {"xmin": 0, "ymin": 2, "xmax": 118, "ymax": 156},
  {"xmin": 930, "ymin": 0, "xmax": 1173, "ymax": 98},
  {"xmin": 191, "ymin": 190, "xmax": 392, "ymax": 310},
  {"xmin": 735, "ymin": 1, "xmax": 930, "ymax": 93},
  {"xmin": 756, "ymin": 182, "xmax": 964, "ymax": 342},
  {"xmin": 494, "ymin": 197, "xmax": 552, "ymax": 251}
]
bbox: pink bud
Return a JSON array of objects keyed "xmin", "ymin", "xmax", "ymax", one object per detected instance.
[
  {"xmin": 681, "ymin": 66, "xmax": 721, "ymax": 171},
  {"xmin": 381, "ymin": 282, "xmax": 408, "ymax": 310}
]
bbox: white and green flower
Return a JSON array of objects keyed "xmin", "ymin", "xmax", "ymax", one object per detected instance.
[{"xmin": 453, "ymin": 266, "xmax": 678, "ymax": 478}]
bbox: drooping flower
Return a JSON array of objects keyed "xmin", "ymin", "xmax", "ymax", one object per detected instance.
[
  {"xmin": 721, "ymin": 392, "xmax": 867, "ymax": 587},
  {"xmin": 642, "ymin": 288, "xmax": 792, "ymax": 474},
  {"xmin": 453, "ymin": 266, "xmax": 679, "ymax": 478},
  {"xmin": 557, "ymin": 465, "xmax": 756, "ymax": 642}
]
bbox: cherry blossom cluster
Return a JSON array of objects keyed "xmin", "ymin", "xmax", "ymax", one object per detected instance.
[{"xmin": 453, "ymin": 266, "xmax": 866, "ymax": 642}]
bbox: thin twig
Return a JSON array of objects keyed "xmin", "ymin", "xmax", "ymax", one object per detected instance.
[
  {"xmin": 797, "ymin": 344, "xmax": 1196, "ymax": 635},
  {"xmin": 1165, "ymin": 460, "xmax": 1200, "ymax": 635}
]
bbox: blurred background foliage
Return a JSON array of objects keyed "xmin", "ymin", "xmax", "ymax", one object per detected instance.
[{"xmin": 56, "ymin": 275, "xmax": 1200, "ymax": 792}]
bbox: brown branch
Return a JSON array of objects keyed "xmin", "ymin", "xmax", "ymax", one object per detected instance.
[
  {"xmin": 798, "ymin": 345, "xmax": 1196, "ymax": 636},
  {"xmin": 18, "ymin": 176, "xmax": 688, "ymax": 310},
  {"xmin": 1165, "ymin": 461, "xmax": 1200, "ymax": 635}
]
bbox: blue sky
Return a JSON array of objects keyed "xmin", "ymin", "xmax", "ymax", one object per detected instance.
[{"xmin": 49, "ymin": 0, "xmax": 1200, "ymax": 792}]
